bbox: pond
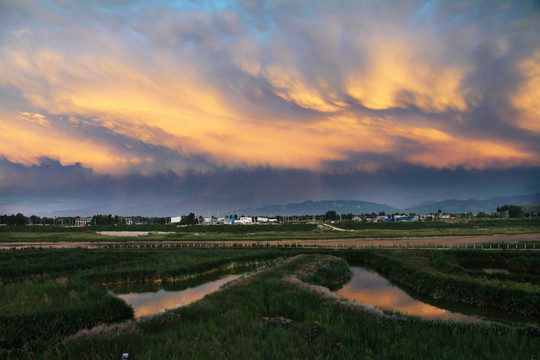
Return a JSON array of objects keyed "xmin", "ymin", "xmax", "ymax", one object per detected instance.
[
  {"xmin": 113, "ymin": 273, "xmax": 244, "ymax": 318},
  {"xmin": 335, "ymin": 266, "xmax": 539, "ymax": 324}
]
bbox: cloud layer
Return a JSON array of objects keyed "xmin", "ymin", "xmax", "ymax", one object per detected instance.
[
  {"xmin": 1, "ymin": 1, "xmax": 539, "ymax": 215},
  {"xmin": 1, "ymin": 0, "xmax": 539, "ymax": 177}
]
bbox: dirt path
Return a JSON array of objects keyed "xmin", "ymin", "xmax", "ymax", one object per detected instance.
[
  {"xmin": 274, "ymin": 233, "xmax": 540, "ymax": 248},
  {"xmin": 318, "ymin": 223, "xmax": 355, "ymax": 232},
  {"xmin": 1, "ymin": 233, "xmax": 538, "ymax": 250}
]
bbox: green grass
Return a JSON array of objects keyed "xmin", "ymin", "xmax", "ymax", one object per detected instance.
[
  {"xmin": 0, "ymin": 277, "xmax": 133, "ymax": 357},
  {"xmin": 55, "ymin": 254, "xmax": 540, "ymax": 360},
  {"xmin": 297, "ymin": 256, "xmax": 352, "ymax": 291},
  {"xmin": 0, "ymin": 247, "xmax": 282, "ymax": 284},
  {"xmin": 0, "ymin": 248, "xmax": 284, "ymax": 358},
  {"xmin": 1, "ymin": 277, "xmax": 94, "ymax": 313},
  {"xmin": 1, "ymin": 246, "xmax": 539, "ymax": 358}
]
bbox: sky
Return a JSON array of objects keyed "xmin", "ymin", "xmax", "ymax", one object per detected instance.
[{"xmin": 0, "ymin": 0, "xmax": 539, "ymax": 216}]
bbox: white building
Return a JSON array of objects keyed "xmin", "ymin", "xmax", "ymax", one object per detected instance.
[
  {"xmin": 170, "ymin": 216, "xmax": 182, "ymax": 224},
  {"xmin": 235, "ymin": 216, "xmax": 253, "ymax": 224}
]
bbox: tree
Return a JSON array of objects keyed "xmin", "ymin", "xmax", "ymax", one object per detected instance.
[
  {"xmin": 340, "ymin": 213, "xmax": 354, "ymax": 221},
  {"xmin": 14, "ymin": 213, "xmax": 27, "ymax": 225},
  {"xmin": 496, "ymin": 205, "xmax": 524, "ymax": 218},
  {"xmin": 181, "ymin": 212, "xmax": 198, "ymax": 225},
  {"xmin": 91, "ymin": 214, "xmax": 116, "ymax": 225},
  {"xmin": 324, "ymin": 210, "xmax": 339, "ymax": 221}
]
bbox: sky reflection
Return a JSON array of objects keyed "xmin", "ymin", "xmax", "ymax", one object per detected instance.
[
  {"xmin": 117, "ymin": 274, "xmax": 241, "ymax": 318},
  {"xmin": 335, "ymin": 267, "xmax": 480, "ymax": 322}
]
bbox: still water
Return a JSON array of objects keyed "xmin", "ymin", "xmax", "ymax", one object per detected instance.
[
  {"xmin": 115, "ymin": 274, "xmax": 242, "ymax": 318},
  {"xmin": 335, "ymin": 267, "xmax": 538, "ymax": 324}
]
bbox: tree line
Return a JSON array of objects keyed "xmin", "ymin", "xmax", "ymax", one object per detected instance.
[{"xmin": 0, "ymin": 204, "xmax": 535, "ymax": 226}]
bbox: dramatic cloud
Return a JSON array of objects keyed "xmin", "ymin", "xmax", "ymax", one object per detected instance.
[
  {"xmin": 1, "ymin": 156, "xmax": 539, "ymax": 216},
  {"xmin": 0, "ymin": 0, "xmax": 539, "ymax": 214}
]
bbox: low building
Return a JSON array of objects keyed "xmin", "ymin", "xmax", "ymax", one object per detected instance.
[
  {"xmin": 170, "ymin": 216, "xmax": 182, "ymax": 224},
  {"xmin": 235, "ymin": 216, "xmax": 253, "ymax": 224},
  {"xmin": 75, "ymin": 217, "xmax": 91, "ymax": 227}
]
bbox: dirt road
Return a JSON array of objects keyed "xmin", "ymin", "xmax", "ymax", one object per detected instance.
[
  {"xmin": 273, "ymin": 233, "xmax": 540, "ymax": 247},
  {"xmin": 1, "ymin": 233, "xmax": 538, "ymax": 250}
]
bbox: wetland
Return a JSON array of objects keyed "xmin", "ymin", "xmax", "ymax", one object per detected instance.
[{"xmin": 0, "ymin": 221, "xmax": 539, "ymax": 359}]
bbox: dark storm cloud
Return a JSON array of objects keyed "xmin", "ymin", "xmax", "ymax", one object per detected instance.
[{"xmin": 1, "ymin": 157, "xmax": 538, "ymax": 216}]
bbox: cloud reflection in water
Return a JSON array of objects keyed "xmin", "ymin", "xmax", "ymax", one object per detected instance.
[
  {"xmin": 335, "ymin": 267, "xmax": 480, "ymax": 322},
  {"xmin": 118, "ymin": 274, "xmax": 241, "ymax": 318}
]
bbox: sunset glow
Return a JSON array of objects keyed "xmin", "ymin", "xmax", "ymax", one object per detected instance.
[{"xmin": 1, "ymin": 0, "xmax": 539, "ymax": 214}]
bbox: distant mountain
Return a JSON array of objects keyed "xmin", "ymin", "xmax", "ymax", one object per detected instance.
[
  {"xmin": 241, "ymin": 200, "xmax": 399, "ymax": 216},
  {"xmin": 404, "ymin": 193, "xmax": 540, "ymax": 214},
  {"xmin": 34, "ymin": 193, "xmax": 540, "ymax": 217},
  {"xmin": 242, "ymin": 194, "xmax": 540, "ymax": 216}
]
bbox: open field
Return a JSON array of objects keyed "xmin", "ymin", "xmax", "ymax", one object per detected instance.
[
  {"xmin": 1, "ymin": 245, "xmax": 539, "ymax": 359},
  {"xmin": 1, "ymin": 219, "xmax": 539, "ymax": 244}
]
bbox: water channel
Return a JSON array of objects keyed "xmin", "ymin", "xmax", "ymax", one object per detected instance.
[
  {"xmin": 335, "ymin": 266, "xmax": 539, "ymax": 324},
  {"xmin": 111, "ymin": 273, "xmax": 244, "ymax": 318}
]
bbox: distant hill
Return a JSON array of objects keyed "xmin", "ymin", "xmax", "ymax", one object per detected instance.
[
  {"xmin": 241, "ymin": 194, "xmax": 540, "ymax": 216},
  {"xmin": 241, "ymin": 200, "xmax": 399, "ymax": 216},
  {"xmin": 36, "ymin": 193, "xmax": 540, "ymax": 217},
  {"xmin": 404, "ymin": 193, "xmax": 540, "ymax": 214}
]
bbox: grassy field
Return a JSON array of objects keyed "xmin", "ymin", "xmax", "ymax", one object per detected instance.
[
  {"xmin": 0, "ymin": 248, "xmax": 282, "ymax": 358},
  {"xmin": 0, "ymin": 245, "xmax": 539, "ymax": 359},
  {"xmin": 0, "ymin": 218, "xmax": 539, "ymax": 243},
  {"xmin": 55, "ymin": 253, "xmax": 540, "ymax": 360}
]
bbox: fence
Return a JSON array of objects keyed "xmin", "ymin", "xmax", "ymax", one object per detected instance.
[{"xmin": 1, "ymin": 242, "xmax": 537, "ymax": 251}]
